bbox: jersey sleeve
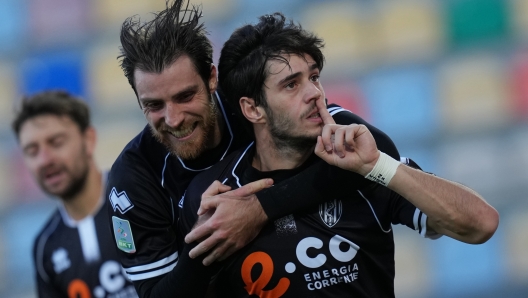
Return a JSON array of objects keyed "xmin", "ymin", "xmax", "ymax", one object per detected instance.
[
  {"xmin": 106, "ymin": 153, "xmax": 179, "ymax": 284},
  {"xmin": 367, "ymin": 157, "xmax": 441, "ymax": 239},
  {"xmin": 257, "ymin": 103, "xmax": 400, "ymax": 220}
]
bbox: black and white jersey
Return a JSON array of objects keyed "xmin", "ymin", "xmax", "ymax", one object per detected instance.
[
  {"xmin": 105, "ymin": 92, "xmax": 251, "ymax": 284},
  {"xmin": 179, "ymin": 143, "xmax": 439, "ymax": 298},
  {"xmin": 105, "ymin": 91, "xmax": 403, "ymax": 296},
  {"xmin": 33, "ymin": 179, "xmax": 137, "ymax": 298}
]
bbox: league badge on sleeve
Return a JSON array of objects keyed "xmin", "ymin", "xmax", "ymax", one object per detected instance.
[{"xmin": 112, "ymin": 216, "xmax": 136, "ymax": 253}]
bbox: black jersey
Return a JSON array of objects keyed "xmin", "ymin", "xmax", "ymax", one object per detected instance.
[
  {"xmin": 105, "ymin": 92, "xmax": 250, "ymax": 282},
  {"xmin": 105, "ymin": 92, "xmax": 402, "ymax": 296},
  {"xmin": 33, "ymin": 178, "xmax": 137, "ymax": 298},
  {"xmin": 179, "ymin": 143, "xmax": 439, "ymax": 298}
]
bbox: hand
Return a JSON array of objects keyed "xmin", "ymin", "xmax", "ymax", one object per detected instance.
[
  {"xmin": 184, "ymin": 178, "xmax": 273, "ymax": 266},
  {"xmin": 315, "ymin": 123, "xmax": 380, "ymax": 176}
]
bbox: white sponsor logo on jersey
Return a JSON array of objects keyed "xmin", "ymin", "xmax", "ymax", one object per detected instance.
[
  {"xmin": 109, "ymin": 187, "xmax": 134, "ymax": 214},
  {"xmin": 52, "ymin": 247, "xmax": 71, "ymax": 274}
]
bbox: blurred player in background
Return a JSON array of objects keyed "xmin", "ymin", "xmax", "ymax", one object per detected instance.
[{"xmin": 12, "ymin": 91, "xmax": 137, "ymax": 298}]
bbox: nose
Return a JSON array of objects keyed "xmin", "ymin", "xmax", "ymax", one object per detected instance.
[
  {"xmin": 35, "ymin": 146, "xmax": 55, "ymax": 169},
  {"xmin": 304, "ymin": 81, "xmax": 323, "ymax": 104},
  {"xmin": 164, "ymin": 102, "xmax": 185, "ymax": 128}
]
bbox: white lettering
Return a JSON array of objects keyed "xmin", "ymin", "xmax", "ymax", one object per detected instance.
[
  {"xmin": 312, "ymin": 271, "xmax": 321, "ymax": 280},
  {"xmin": 353, "ymin": 263, "xmax": 359, "ymax": 271},
  {"xmin": 100, "ymin": 261, "xmax": 125, "ymax": 293},
  {"xmin": 304, "ymin": 273, "xmax": 311, "ymax": 282},
  {"xmin": 314, "ymin": 281, "xmax": 322, "ymax": 289},
  {"xmin": 330, "ymin": 277, "xmax": 338, "ymax": 285},
  {"xmin": 332, "ymin": 268, "xmax": 339, "ymax": 276},
  {"xmin": 296, "ymin": 237, "xmax": 326, "ymax": 268},
  {"xmin": 329, "ymin": 235, "xmax": 360, "ymax": 263},
  {"xmin": 322, "ymin": 280, "xmax": 330, "ymax": 287},
  {"xmin": 323, "ymin": 270, "xmax": 330, "ymax": 278}
]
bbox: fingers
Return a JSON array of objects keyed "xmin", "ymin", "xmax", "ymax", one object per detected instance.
[
  {"xmin": 185, "ymin": 218, "xmax": 212, "ymax": 244},
  {"xmin": 227, "ymin": 178, "xmax": 273, "ymax": 197},
  {"xmin": 316, "ymin": 97, "xmax": 335, "ymax": 125},
  {"xmin": 201, "ymin": 180, "xmax": 231, "ymax": 199},
  {"xmin": 202, "ymin": 241, "xmax": 231, "ymax": 266},
  {"xmin": 188, "ymin": 234, "xmax": 218, "ymax": 260}
]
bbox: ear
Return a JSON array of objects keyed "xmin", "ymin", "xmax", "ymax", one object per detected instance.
[
  {"xmin": 208, "ymin": 64, "xmax": 218, "ymax": 93},
  {"xmin": 240, "ymin": 97, "xmax": 266, "ymax": 124},
  {"xmin": 83, "ymin": 126, "xmax": 97, "ymax": 158}
]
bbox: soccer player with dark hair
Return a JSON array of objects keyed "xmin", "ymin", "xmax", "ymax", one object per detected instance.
[
  {"xmin": 12, "ymin": 90, "xmax": 137, "ymax": 297},
  {"xmin": 107, "ymin": 1, "xmax": 409, "ymax": 297},
  {"xmin": 178, "ymin": 12, "xmax": 499, "ymax": 297}
]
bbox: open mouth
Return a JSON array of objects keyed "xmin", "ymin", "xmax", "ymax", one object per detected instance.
[{"xmin": 166, "ymin": 122, "xmax": 198, "ymax": 139}]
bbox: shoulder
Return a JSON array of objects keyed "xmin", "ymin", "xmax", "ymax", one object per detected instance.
[
  {"xmin": 186, "ymin": 148, "xmax": 245, "ymax": 197},
  {"xmin": 33, "ymin": 210, "xmax": 62, "ymax": 270},
  {"xmin": 107, "ymin": 125, "xmax": 169, "ymax": 186}
]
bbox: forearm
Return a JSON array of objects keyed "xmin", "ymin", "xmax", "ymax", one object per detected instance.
[
  {"xmin": 134, "ymin": 243, "xmax": 215, "ymax": 298},
  {"xmin": 387, "ymin": 163, "xmax": 499, "ymax": 244}
]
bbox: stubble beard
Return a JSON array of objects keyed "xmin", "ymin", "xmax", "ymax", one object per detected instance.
[
  {"xmin": 38, "ymin": 148, "xmax": 90, "ymax": 202},
  {"xmin": 151, "ymin": 98, "xmax": 218, "ymax": 161},
  {"xmin": 265, "ymin": 104, "xmax": 319, "ymax": 155}
]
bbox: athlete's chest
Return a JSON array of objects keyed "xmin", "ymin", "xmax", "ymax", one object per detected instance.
[
  {"xmin": 44, "ymin": 217, "xmax": 136, "ymax": 297},
  {"xmin": 217, "ymin": 195, "xmax": 396, "ymax": 297}
]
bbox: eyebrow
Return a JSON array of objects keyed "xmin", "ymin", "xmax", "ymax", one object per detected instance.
[
  {"xmin": 276, "ymin": 63, "xmax": 319, "ymax": 86},
  {"xmin": 139, "ymin": 85, "xmax": 199, "ymax": 103}
]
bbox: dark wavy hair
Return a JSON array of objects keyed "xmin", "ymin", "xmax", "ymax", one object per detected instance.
[
  {"xmin": 218, "ymin": 12, "xmax": 325, "ymax": 118},
  {"xmin": 12, "ymin": 90, "xmax": 90, "ymax": 139},
  {"xmin": 119, "ymin": 0, "xmax": 213, "ymax": 98}
]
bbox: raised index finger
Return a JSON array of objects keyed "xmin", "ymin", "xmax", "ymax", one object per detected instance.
[{"xmin": 316, "ymin": 97, "xmax": 336, "ymax": 125}]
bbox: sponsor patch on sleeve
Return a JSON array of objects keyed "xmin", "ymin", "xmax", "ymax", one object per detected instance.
[{"xmin": 112, "ymin": 216, "xmax": 136, "ymax": 253}]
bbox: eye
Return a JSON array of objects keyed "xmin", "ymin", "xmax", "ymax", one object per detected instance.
[
  {"xmin": 177, "ymin": 92, "xmax": 194, "ymax": 103},
  {"xmin": 310, "ymin": 74, "xmax": 320, "ymax": 82},
  {"xmin": 50, "ymin": 136, "xmax": 66, "ymax": 148},
  {"xmin": 285, "ymin": 81, "xmax": 296, "ymax": 90},
  {"xmin": 24, "ymin": 145, "xmax": 38, "ymax": 158},
  {"xmin": 143, "ymin": 101, "xmax": 163, "ymax": 111}
]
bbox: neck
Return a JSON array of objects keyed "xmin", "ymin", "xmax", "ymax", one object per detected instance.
[
  {"xmin": 252, "ymin": 127, "xmax": 313, "ymax": 172},
  {"xmin": 211, "ymin": 93, "xmax": 225, "ymax": 149},
  {"xmin": 62, "ymin": 164, "xmax": 102, "ymax": 221}
]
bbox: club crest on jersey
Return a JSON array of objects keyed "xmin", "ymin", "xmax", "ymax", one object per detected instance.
[
  {"xmin": 112, "ymin": 216, "xmax": 136, "ymax": 253},
  {"xmin": 319, "ymin": 199, "xmax": 342, "ymax": 228},
  {"xmin": 109, "ymin": 187, "xmax": 134, "ymax": 214}
]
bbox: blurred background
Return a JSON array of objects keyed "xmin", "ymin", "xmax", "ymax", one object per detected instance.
[{"xmin": 0, "ymin": 0, "xmax": 527, "ymax": 297}]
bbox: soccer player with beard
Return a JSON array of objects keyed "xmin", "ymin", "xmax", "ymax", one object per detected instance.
[
  {"xmin": 12, "ymin": 91, "xmax": 137, "ymax": 298},
  {"xmin": 178, "ymin": 13, "xmax": 499, "ymax": 297},
  {"xmin": 107, "ymin": 1, "xmax": 408, "ymax": 297}
]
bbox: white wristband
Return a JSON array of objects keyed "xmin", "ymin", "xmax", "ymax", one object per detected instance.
[{"xmin": 364, "ymin": 151, "xmax": 400, "ymax": 186}]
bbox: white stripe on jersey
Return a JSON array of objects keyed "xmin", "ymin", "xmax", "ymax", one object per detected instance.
[
  {"xmin": 78, "ymin": 216, "xmax": 100, "ymax": 262},
  {"xmin": 35, "ymin": 214, "xmax": 61, "ymax": 283},
  {"xmin": 126, "ymin": 261, "xmax": 178, "ymax": 281},
  {"xmin": 328, "ymin": 107, "xmax": 350, "ymax": 116},
  {"xmin": 232, "ymin": 142, "xmax": 255, "ymax": 188},
  {"xmin": 357, "ymin": 190, "xmax": 391, "ymax": 233},
  {"xmin": 124, "ymin": 251, "xmax": 178, "ymax": 280}
]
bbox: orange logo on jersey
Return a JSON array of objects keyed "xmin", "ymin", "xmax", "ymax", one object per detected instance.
[
  {"xmin": 241, "ymin": 251, "xmax": 290, "ymax": 298},
  {"xmin": 68, "ymin": 279, "xmax": 91, "ymax": 298}
]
